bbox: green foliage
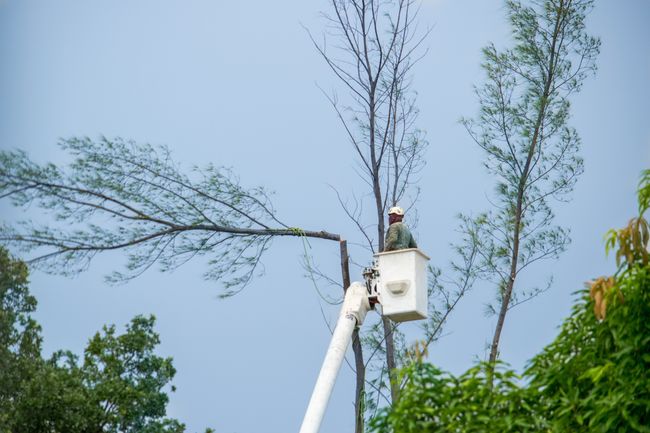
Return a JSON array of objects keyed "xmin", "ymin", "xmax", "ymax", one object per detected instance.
[
  {"xmin": 81, "ymin": 315, "xmax": 179, "ymax": 433},
  {"xmin": 6, "ymin": 315, "xmax": 187, "ymax": 433},
  {"xmin": 370, "ymin": 362, "xmax": 544, "ymax": 433},
  {"xmin": 525, "ymin": 170, "xmax": 650, "ymax": 432},
  {"xmin": 0, "ymin": 247, "xmax": 203, "ymax": 432},
  {"xmin": 11, "ymin": 351, "xmax": 103, "ymax": 433},
  {"xmin": 0, "ymin": 247, "xmax": 42, "ymax": 428},
  {"xmin": 526, "ymin": 266, "xmax": 650, "ymax": 432}
]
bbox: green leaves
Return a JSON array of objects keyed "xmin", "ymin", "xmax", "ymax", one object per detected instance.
[
  {"xmin": 523, "ymin": 175, "xmax": 650, "ymax": 432},
  {"xmin": 0, "ymin": 249, "xmax": 200, "ymax": 432},
  {"xmin": 526, "ymin": 265, "xmax": 650, "ymax": 432},
  {"xmin": 81, "ymin": 315, "xmax": 176, "ymax": 432},
  {"xmin": 5, "ymin": 314, "xmax": 190, "ymax": 433},
  {"xmin": 370, "ymin": 362, "xmax": 545, "ymax": 433},
  {"xmin": 636, "ymin": 169, "xmax": 650, "ymax": 220},
  {"xmin": 579, "ymin": 361, "xmax": 613, "ymax": 384},
  {"xmin": 0, "ymin": 247, "xmax": 42, "ymax": 430}
]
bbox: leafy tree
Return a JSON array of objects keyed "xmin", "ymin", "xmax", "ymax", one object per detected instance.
[
  {"xmin": 83, "ymin": 316, "xmax": 181, "ymax": 432},
  {"xmin": 459, "ymin": 0, "xmax": 600, "ymax": 365},
  {"xmin": 370, "ymin": 362, "xmax": 543, "ymax": 433},
  {"xmin": 0, "ymin": 246, "xmax": 41, "ymax": 429},
  {"xmin": 10, "ymin": 316, "xmax": 188, "ymax": 433},
  {"xmin": 525, "ymin": 169, "xmax": 650, "ymax": 432},
  {"xmin": 0, "ymin": 246, "xmax": 199, "ymax": 433}
]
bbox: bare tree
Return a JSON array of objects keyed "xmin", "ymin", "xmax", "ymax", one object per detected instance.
[
  {"xmin": 309, "ymin": 0, "xmax": 429, "ymax": 425},
  {"xmin": 460, "ymin": 0, "xmax": 600, "ymax": 365}
]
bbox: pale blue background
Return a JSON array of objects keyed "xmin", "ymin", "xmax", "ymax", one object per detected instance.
[{"xmin": 1, "ymin": 1, "xmax": 649, "ymax": 432}]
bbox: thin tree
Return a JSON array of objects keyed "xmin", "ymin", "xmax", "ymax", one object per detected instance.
[
  {"xmin": 460, "ymin": 0, "xmax": 600, "ymax": 365},
  {"xmin": 309, "ymin": 0, "xmax": 429, "ymax": 423}
]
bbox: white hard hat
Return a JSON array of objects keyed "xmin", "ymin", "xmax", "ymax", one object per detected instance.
[{"xmin": 388, "ymin": 206, "xmax": 404, "ymax": 216}]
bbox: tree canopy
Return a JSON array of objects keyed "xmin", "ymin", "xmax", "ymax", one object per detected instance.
[{"xmin": 0, "ymin": 246, "xmax": 206, "ymax": 433}]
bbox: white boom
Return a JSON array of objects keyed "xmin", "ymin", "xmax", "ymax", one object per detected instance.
[{"xmin": 298, "ymin": 282, "xmax": 370, "ymax": 433}]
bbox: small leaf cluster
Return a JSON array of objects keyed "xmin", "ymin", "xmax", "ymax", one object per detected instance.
[{"xmin": 605, "ymin": 170, "xmax": 650, "ymax": 268}]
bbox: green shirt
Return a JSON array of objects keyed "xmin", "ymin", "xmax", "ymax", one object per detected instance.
[{"xmin": 384, "ymin": 222, "xmax": 417, "ymax": 251}]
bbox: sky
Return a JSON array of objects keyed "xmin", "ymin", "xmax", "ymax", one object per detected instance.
[{"xmin": 1, "ymin": 1, "xmax": 649, "ymax": 432}]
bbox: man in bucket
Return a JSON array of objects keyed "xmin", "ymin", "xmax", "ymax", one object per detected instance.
[{"xmin": 384, "ymin": 206, "xmax": 417, "ymax": 251}]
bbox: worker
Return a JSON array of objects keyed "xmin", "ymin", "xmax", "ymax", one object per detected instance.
[{"xmin": 384, "ymin": 206, "xmax": 417, "ymax": 251}]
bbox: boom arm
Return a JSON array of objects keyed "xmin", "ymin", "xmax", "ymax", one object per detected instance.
[{"xmin": 299, "ymin": 282, "xmax": 370, "ymax": 433}]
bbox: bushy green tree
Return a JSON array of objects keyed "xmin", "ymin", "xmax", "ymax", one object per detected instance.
[
  {"xmin": 370, "ymin": 362, "xmax": 543, "ymax": 433},
  {"xmin": 525, "ymin": 170, "xmax": 650, "ymax": 432},
  {"xmin": 0, "ymin": 247, "xmax": 199, "ymax": 433},
  {"xmin": 525, "ymin": 263, "xmax": 650, "ymax": 432}
]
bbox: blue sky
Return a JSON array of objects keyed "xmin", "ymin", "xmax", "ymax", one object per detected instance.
[{"xmin": 1, "ymin": 1, "xmax": 649, "ymax": 432}]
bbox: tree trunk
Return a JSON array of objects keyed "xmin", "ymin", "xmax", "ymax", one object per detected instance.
[
  {"xmin": 488, "ymin": 219, "xmax": 520, "ymax": 364},
  {"xmin": 488, "ymin": 0, "xmax": 564, "ymax": 366},
  {"xmin": 373, "ymin": 177, "xmax": 398, "ymax": 403},
  {"xmin": 340, "ymin": 240, "xmax": 365, "ymax": 433},
  {"xmin": 352, "ymin": 329, "xmax": 365, "ymax": 433},
  {"xmin": 367, "ymin": 79, "xmax": 398, "ymax": 404}
]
